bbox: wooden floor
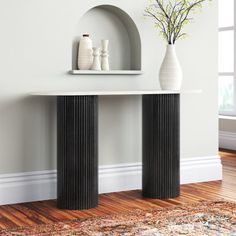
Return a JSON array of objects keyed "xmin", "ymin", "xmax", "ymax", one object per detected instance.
[{"xmin": 0, "ymin": 149, "xmax": 235, "ymax": 230}]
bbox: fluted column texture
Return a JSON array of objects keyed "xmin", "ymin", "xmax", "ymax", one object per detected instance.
[
  {"xmin": 57, "ymin": 96, "xmax": 98, "ymax": 210},
  {"xmin": 142, "ymin": 94, "xmax": 180, "ymax": 199}
]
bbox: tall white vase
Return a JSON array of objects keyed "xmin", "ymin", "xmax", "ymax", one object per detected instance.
[
  {"xmin": 101, "ymin": 39, "xmax": 110, "ymax": 71},
  {"xmin": 159, "ymin": 44, "xmax": 183, "ymax": 90},
  {"xmin": 78, "ymin": 34, "xmax": 93, "ymax": 70}
]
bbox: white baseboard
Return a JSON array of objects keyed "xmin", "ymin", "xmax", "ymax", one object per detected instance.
[
  {"xmin": 0, "ymin": 155, "xmax": 222, "ymax": 205},
  {"xmin": 219, "ymin": 131, "xmax": 236, "ymax": 150}
]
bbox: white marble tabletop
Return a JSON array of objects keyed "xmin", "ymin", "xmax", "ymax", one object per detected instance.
[{"xmin": 30, "ymin": 90, "xmax": 201, "ymax": 96}]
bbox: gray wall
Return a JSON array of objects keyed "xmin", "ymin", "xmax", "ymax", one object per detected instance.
[{"xmin": 0, "ymin": 0, "xmax": 218, "ymax": 174}]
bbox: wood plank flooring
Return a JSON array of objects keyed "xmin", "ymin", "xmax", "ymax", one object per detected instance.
[{"xmin": 0, "ymin": 149, "xmax": 235, "ymax": 230}]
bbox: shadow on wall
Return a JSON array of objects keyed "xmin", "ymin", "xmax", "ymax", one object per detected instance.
[
  {"xmin": 0, "ymin": 95, "xmax": 142, "ymax": 173},
  {"xmin": 0, "ymin": 96, "xmax": 56, "ymax": 174},
  {"xmin": 98, "ymin": 95, "xmax": 142, "ymax": 165}
]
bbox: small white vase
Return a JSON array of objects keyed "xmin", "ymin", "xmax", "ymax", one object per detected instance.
[
  {"xmin": 78, "ymin": 34, "xmax": 93, "ymax": 70},
  {"xmin": 159, "ymin": 44, "xmax": 183, "ymax": 90},
  {"xmin": 91, "ymin": 47, "xmax": 101, "ymax": 71},
  {"xmin": 101, "ymin": 39, "xmax": 110, "ymax": 71}
]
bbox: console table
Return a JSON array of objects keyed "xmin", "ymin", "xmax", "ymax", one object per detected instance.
[{"xmin": 32, "ymin": 90, "xmax": 199, "ymax": 210}]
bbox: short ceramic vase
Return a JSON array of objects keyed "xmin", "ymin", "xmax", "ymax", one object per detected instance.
[
  {"xmin": 91, "ymin": 47, "xmax": 101, "ymax": 71},
  {"xmin": 78, "ymin": 34, "xmax": 93, "ymax": 70},
  {"xmin": 159, "ymin": 44, "xmax": 183, "ymax": 90}
]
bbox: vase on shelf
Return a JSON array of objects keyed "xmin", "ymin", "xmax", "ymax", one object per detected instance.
[
  {"xmin": 101, "ymin": 39, "xmax": 110, "ymax": 71},
  {"xmin": 91, "ymin": 47, "xmax": 101, "ymax": 71},
  {"xmin": 77, "ymin": 34, "xmax": 93, "ymax": 70},
  {"xmin": 159, "ymin": 44, "xmax": 183, "ymax": 90}
]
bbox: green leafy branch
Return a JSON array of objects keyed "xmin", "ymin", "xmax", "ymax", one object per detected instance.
[{"xmin": 145, "ymin": 0, "xmax": 211, "ymax": 44}]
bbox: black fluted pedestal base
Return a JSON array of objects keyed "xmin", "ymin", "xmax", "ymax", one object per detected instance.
[
  {"xmin": 142, "ymin": 94, "xmax": 180, "ymax": 199},
  {"xmin": 57, "ymin": 96, "xmax": 98, "ymax": 210},
  {"xmin": 56, "ymin": 93, "xmax": 181, "ymax": 210}
]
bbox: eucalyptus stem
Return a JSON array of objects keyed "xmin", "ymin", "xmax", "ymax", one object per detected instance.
[{"xmin": 145, "ymin": 0, "xmax": 211, "ymax": 44}]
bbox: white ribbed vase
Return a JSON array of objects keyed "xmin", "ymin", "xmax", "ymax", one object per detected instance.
[
  {"xmin": 159, "ymin": 44, "xmax": 183, "ymax": 90},
  {"xmin": 78, "ymin": 34, "xmax": 93, "ymax": 70}
]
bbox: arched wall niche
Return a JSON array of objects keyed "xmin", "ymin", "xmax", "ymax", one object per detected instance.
[{"xmin": 72, "ymin": 4, "xmax": 142, "ymax": 71}]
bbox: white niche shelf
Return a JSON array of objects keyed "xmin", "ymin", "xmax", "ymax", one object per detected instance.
[
  {"xmin": 71, "ymin": 4, "xmax": 142, "ymax": 73},
  {"xmin": 69, "ymin": 70, "xmax": 143, "ymax": 75}
]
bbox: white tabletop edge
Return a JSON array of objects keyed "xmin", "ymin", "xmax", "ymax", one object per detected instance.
[{"xmin": 29, "ymin": 90, "xmax": 202, "ymax": 96}]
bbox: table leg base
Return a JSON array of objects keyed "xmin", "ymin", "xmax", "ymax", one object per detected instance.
[
  {"xmin": 57, "ymin": 96, "xmax": 98, "ymax": 210},
  {"xmin": 142, "ymin": 94, "xmax": 180, "ymax": 199}
]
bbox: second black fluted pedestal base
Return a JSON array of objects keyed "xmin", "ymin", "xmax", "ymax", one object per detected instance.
[{"xmin": 142, "ymin": 94, "xmax": 180, "ymax": 199}]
